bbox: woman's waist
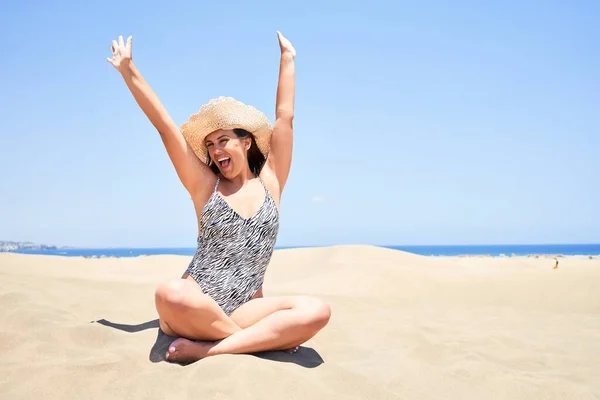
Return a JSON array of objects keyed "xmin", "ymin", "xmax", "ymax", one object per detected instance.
[{"xmin": 186, "ymin": 262, "xmax": 267, "ymax": 289}]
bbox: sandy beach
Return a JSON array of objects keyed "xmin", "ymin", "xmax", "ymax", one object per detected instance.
[{"xmin": 1, "ymin": 245, "xmax": 599, "ymax": 399}]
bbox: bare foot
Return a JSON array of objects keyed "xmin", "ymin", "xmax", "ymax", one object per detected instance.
[
  {"xmin": 165, "ymin": 338, "xmax": 212, "ymax": 363},
  {"xmin": 166, "ymin": 338, "xmax": 299, "ymax": 362}
]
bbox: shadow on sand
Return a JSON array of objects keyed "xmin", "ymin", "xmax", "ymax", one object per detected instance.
[{"xmin": 93, "ymin": 318, "xmax": 325, "ymax": 368}]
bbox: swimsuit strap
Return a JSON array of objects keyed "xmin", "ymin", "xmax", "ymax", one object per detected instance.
[
  {"xmin": 256, "ymin": 174, "xmax": 265, "ymax": 188},
  {"xmin": 256, "ymin": 175, "xmax": 274, "ymax": 201}
]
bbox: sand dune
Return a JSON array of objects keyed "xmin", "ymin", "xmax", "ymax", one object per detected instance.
[{"xmin": 1, "ymin": 246, "xmax": 599, "ymax": 399}]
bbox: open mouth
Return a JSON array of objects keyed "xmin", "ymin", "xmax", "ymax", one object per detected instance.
[{"xmin": 218, "ymin": 157, "xmax": 231, "ymax": 169}]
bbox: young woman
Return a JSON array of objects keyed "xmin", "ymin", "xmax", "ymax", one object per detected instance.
[{"xmin": 107, "ymin": 33, "xmax": 331, "ymax": 363}]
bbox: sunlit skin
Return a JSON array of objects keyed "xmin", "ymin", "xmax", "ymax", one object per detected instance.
[{"xmin": 108, "ymin": 32, "xmax": 331, "ymax": 363}]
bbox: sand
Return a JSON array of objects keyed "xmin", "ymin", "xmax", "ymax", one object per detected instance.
[{"xmin": 1, "ymin": 245, "xmax": 599, "ymax": 399}]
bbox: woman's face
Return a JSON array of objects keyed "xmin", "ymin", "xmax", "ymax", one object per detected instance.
[{"xmin": 205, "ymin": 129, "xmax": 250, "ymax": 178}]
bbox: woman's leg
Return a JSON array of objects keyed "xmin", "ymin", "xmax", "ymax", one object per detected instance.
[
  {"xmin": 154, "ymin": 277, "xmax": 241, "ymax": 340},
  {"xmin": 166, "ymin": 295, "xmax": 331, "ymax": 362}
]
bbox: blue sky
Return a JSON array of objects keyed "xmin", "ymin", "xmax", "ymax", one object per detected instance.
[{"xmin": 0, "ymin": 1, "xmax": 598, "ymax": 248}]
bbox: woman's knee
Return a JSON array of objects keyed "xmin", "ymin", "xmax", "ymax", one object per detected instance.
[
  {"xmin": 295, "ymin": 296, "xmax": 331, "ymax": 330},
  {"xmin": 155, "ymin": 280, "xmax": 184, "ymax": 306},
  {"xmin": 155, "ymin": 279, "xmax": 204, "ymax": 311}
]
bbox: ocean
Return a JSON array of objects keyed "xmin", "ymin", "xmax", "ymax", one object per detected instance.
[{"xmin": 9, "ymin": 243, "xmax": 600, "ymax": 258}]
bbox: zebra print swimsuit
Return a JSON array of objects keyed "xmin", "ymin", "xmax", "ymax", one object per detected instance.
[{"xmin": 185, "ymin": 176, "xmax": 280, "ymax": 316}]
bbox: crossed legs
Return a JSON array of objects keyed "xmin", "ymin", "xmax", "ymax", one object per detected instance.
[{"xmin": 154, "ymin": 276, "xmax": 331, "ymax": 363}]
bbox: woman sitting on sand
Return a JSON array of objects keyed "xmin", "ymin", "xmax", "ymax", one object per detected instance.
[{"xmin": 107, "ymin": 33, "xmax": 331, "ymax": 362}]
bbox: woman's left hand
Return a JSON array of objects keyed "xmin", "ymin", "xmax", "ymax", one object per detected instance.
[{"xmin": 277, "ymin": 31, "xmax": 296, "ymax": 59}]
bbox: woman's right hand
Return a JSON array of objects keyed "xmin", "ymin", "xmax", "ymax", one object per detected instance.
[{"xmin": 106, "ymin": 35, "xmax": 132, "ymax": 73}]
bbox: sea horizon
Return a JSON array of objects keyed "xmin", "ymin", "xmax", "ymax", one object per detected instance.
[{"xmin": 6, "ymin": 243, "xmax": 600, "ymax": 258}]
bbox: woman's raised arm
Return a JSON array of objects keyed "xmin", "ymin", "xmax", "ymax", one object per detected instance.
[
  {"xmin": 107, "ymin": 35, "xmax": 213, "ymax": 197},
  {"xmin": 265, "ymin": 31, "xmax": 296, "ymax": 193}
]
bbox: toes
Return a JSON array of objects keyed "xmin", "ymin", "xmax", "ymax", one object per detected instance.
[
  {"xmin": 165, "ymin": 338, "xmax": 185, "ymax": 360},
  {"xmin": 165, "ymin": 347, "xmax": 176, "ymax": 359}
]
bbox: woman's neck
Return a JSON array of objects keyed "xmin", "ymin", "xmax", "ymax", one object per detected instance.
[{"xmin": 223, "ymin": 165, "xmax": 255, "ymax": 188}]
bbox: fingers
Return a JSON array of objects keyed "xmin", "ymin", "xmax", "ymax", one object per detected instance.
[
  {"xmin": 110, "ymin": 35, "xmax": 131, "ymax": 51},
  {"xmin": 277, "ymin": 30, "xmax": 285, "ymax": 44},
  {"xmin": 276, "ymin": 31, "xmax": 293, "ymax": 47},
  {"xmin": 108, "ymin": 34, "xmax": 131, "ymax": 65},
  {"xmin": 276, "ymin": 31, "xmax": 296, "ymax": 57},
  {"xmin": 277, "ymin": 31, "xmax": 291, "ymax": 43}
]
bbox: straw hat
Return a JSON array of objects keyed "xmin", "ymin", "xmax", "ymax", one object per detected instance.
[{"xmin": 181, "ymin": 96, "xmax": 273, "ymax": 165}]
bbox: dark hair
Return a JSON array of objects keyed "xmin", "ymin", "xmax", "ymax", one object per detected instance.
[{"xmin": 208, "ymin": 128, "xmax": 266, "ymax": 176}]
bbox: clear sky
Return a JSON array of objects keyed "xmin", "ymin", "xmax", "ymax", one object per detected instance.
[{"xmin": 1, "ymin": 1, "xmax": 598, "ymax": 248}]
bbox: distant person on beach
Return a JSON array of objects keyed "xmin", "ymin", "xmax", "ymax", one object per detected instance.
[
  {"xmin": 554, "ymin": 258, "xmax": 559, "ymax": 269},
  {"xmin": 107, "ymin": 33, "xmax": 330, "ymax": 363}
]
